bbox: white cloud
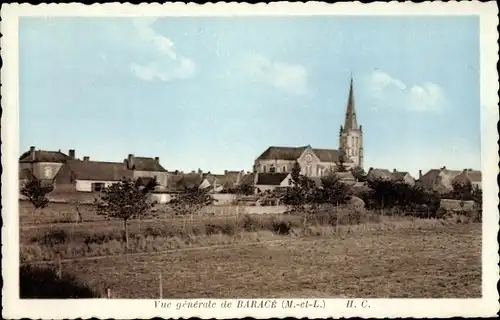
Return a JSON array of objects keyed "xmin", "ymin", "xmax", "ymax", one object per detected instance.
[
  {"xmin": 242, "ymin": 53, "xmax": 309, "ymax": 95},
  {"xmin": 128, "ymin": 18, "xmax": 196, "ymax": 82},
  {"xmin": 366, "ymin": 70, "xmax": 448, "ymax": 112}
]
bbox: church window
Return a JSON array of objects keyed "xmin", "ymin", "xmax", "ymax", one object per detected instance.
[
  {"xmin": 262, "ymin": 165, "xmax": 267, "ymax": 173},
  {"xmin": 282, "ymin": 165, "xmax": 286, "ymax": 173},
  {"xmin": 269, "ymin": 165, "xmax": 276, "ymax": 173}
]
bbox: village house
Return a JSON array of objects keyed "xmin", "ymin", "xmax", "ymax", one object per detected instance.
[
  {"xmin": 19, "ymin": 147, "xmax": 168, "ymax": 196},
  {"xmin": 417, "ymin": 166, "xmax": 464, "ymax": 193},
  {"xmin": 391, "ymin": 169, "xmax": 416, "ymax": 186},
  {"xmin": 253, "ymin": 172, "xmax": 292, "ymax": 194},
  {"xmin": 19, "ymin": 146, "xmax": 74, "ymax": 185},
  {"xmin": 452, "ymin": 168, "xmax": 482, "ymax": 189},
  {"xmin": 253, "ymin": 77, "xmax": 364, "ymax": 177},
  {"xmin": 366, "ymin": 168, "xmax": 393, "ymax": 182}
]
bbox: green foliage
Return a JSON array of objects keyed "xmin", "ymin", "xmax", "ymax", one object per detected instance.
[
  {"xmin": 21, "ymin": 177, "xmax": 53, "ymax": 209},
  {"xmin": 170, "ymin": 186, "xmax": 216, "ymax": 216},
  {"xmin": 95, "ymin": 177, "xmax": 158, "ymax": 249},
  {"xmin": 334, "ymin": 153, "xmax": 348, "ymax": 173},
  {"xmin": 362, "ymin": 179, "xmax": 441, "ymax": 217},
  {"xmin": 317, "ymin": 173, "xmax": 352, "ymax": 205},
  {"xmin": 351, "ymin": 166, "xmax": 367, "ymax": 182},
  {"xmin": 95, "ymin": 178, "xmax": 157, "ymax": 221}
]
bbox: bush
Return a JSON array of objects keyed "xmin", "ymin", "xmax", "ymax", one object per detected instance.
[
  {"xmin": 271, "ymin": 219, "xmax": 292, "ymax": 235},
  {"xmin": 20, "ymin": 265, "xmax": 99, "ymax": 298},
  {"xmin": 240, "ymin": 214, "xmax": 261, "ymax": 232},
  {"xmin": 31, "ymin": 229, "xmax": 69, "ymax": 247}
]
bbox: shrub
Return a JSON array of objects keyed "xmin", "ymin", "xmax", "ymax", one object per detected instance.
[
  {"xmin": 20, "ymin": 265, "xmax": 99, "ymax": 298},
  {"xmin": 31, "ymin": 229, "xmax": 69, "ymax": 247},
  {"xmin": 240, "ymin": 214, "xmax": 260, "ymax": 232},
  {"xmin": 271, "ymin": 219, "xmax": 292, "ymax": 235}
]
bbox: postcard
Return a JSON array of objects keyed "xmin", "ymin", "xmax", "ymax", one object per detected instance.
[{"xmin": 2, "ymin": 2, "xmax": 499, "ymax": 319}]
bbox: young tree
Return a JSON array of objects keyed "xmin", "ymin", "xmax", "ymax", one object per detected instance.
[
  {"xmin": 170, "ymin": 186, "xmax": 216, "ymax": 216},
  {"xmin": 319, "ymin": 173, "xmax": 352, "ymax": 205},
  {"xmin": 334, "ymin": 152, "xmax": 348, "ymax": 173},
  {"xmin": 21, "ymin": 176, "xmax": 53, "ymax": 212},
  {"xmin": 95, "ymin": 177, "xmax": 157, "ymax": 250}
]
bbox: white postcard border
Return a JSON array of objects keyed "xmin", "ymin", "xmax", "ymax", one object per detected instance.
[{"xmin": 2, "ymin": 2, "xmax": 499, "ymax": 319}]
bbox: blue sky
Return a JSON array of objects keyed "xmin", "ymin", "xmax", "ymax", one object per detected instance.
[{"xmin": 19, "ymin": 16, "xmax": 480, "ymax": 176}]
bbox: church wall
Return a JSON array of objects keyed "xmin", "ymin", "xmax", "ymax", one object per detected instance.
[{"xmin": 254, "ymin": 159, "xmax": 296, "ymax": 173}]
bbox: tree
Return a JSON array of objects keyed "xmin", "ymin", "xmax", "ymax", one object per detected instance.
[
  {"xmin": 351, "ymin": 166, "xmax": 367, "ymax": 182},
  {"xmin": 21, "ymin": 176, "xmax": 53, "ymax": 211},
  {"xmin": 170, "ymin": 186, "xmax": 216, "ymax": 216},
  {"xmin": 334, "ymin": 152, "xmax": 348, "ymax": 173},
  {"xmin": 318, "ymin": 173, "xmax": 352, "ymax": 205},
  {"xmin": 95, "ymin": 177, "xmax": 157, "ymax": 250}
]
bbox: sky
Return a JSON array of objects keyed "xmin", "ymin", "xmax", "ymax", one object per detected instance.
[{"xmin": 19, "ymin": 16, "xmax": 481, "ymax": 176}]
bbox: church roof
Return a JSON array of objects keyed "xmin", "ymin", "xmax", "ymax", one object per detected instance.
[
  {"xmin": 312, "ymin": 148, "xmax": 341, "ymax": 162},
  {"xmin": 256, "ymin": 146, "xmax": 340, "ymax": 163},
  {"xmin": 256, "ymin": 146, "xmax": 308, "ymax": 161}
]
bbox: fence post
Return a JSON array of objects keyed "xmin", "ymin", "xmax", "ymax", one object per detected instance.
[
  {"xmin": 56, "ymin": 254, "xmax": 62, "ymax": 279},
  {"xmin": 107, "ymin": 288, "xmax": 111, "ymax": 299},
  {"xmin": 159, "ymin": 271, "xmax": 163, "ymax": 299}
]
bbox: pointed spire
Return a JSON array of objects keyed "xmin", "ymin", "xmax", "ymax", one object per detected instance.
[{"xmin": 343, "ymin": 75, "xmax": 358, "ymax": 131}]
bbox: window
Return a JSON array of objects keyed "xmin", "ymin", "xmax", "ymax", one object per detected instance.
[
  {"xmin": 262, "ymin": 165, "xmax": 267, "ymax": 173},
  {"xmin": 269, "ymin": 165, "xmax": 276, "ymax": 173},
  {"xmin": 92, "ymin": 182, "xmax": 105, "ymax": 192},
  {"xmin": 282, "ymin": 166, "xmax": 287, "ymax": 173}
]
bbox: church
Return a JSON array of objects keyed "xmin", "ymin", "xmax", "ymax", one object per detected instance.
[{"xmin": 253, "ymin": 77, "xmax": 363, "ymax": 177}]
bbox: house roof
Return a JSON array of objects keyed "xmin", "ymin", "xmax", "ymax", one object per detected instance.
[
  {"xmin": 311, "ymin": 148, "xmax": 341, "ymax": 163},
  {"xmin": 19, "ymin": 149, "xmax": 72, "ymax": 163},
  {"xmin": 177, "ymin": 173, "xmax": 203, "ymax": 190},
  {"xmin": 256, "ymin": 146, "xmax": 308, "ymax": 161},
  {"xmin": 333, "ymin": 171, "xmax": 356, "ymax": 180},
  {"xmin": 218, "ymin": 171, "xmax": 243, "ymax": 187},
  {"xmin": 61, "ymin": 159, "xmax": 132, "ymax": 181},
  {"xmin": 124, "ymin": 157, "xmax": 167, "ymax": 172},
  {"xmin": 255, "ymin": 172, "xmax": 289, "ymax": 185},
  {"xmin": 239, "ymin": 173, "xmax": 255, "ymax": 185},
  {"xmin": 367, "ymin": 168, "xmax": 393, "ymax": 180},
  {"xmin": 454, "ymin": 169, "xmax": 482, "ymax": 184},
  {"xmin": 392, "ymin": 171, "xmax": 409, "ymax": 181},
  {"xmin": 466, "ymin": 170, "xmax": 482, "ymax": 183}
]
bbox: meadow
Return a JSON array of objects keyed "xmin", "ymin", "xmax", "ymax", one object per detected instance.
[{"xmin": 20, "ymin": 201, "xmax": 482, "ymax": 299}]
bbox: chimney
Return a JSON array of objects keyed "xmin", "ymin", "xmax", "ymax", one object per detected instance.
[
  {"xmin": 155, "ymin": 156, "xmax": 160, "ymax": 163},
  {"xmin": 30, "ymin": 146, "xmax": 36, "ymax": 161},
  {"xmin": 68, "ymin": 149, "xmax": 75, "ymax": 159},
  {"xmin": 441, "ymin": 166, "xmax": 446, "ymax": 170},
  {"xmin": 83, "ymin": 156, "xmax": 90, "ymax": 161},
  {"xmin": 224, "ymin": 170, "xmax": 228, "ymax": 175},
  {"xmin": 393, "ymin": 168, "xmax": 397, "ymax": 173},
  {"xmin": 128, "ymin": 154, "xmax": 135, "ymax": 169},
  {"xmin": 419, "ymin": 170, "xmax": 422, "ymax": 179}
]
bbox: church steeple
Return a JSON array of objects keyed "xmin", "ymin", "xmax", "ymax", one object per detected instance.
[
  {"xmin": 343, "ymin": 76, "xmax": 358, "ymax": 131},
  {"xmin": 338, "ymin": 75, "xmax": 363, "ymax": 169}
]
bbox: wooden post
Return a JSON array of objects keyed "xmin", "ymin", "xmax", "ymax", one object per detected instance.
[
  {"xmin": 159, "ymin": 271, "xmax": 163, "ymax": 299},
  {"xmin": 56, "ymin": 254, "xmax": 62, "ymax": 279},
  {"xmin": 336, "ymin": 203, "xmax": 339, "ymax": 235},
  {"xmin": 107, "ymin": 288, "xmax": 111, "ymax": 299}
]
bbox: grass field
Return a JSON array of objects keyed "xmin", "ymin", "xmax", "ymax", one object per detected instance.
[{"xmin": 24, "ymin": 221, "xmax": 481, "ymax": 299}]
